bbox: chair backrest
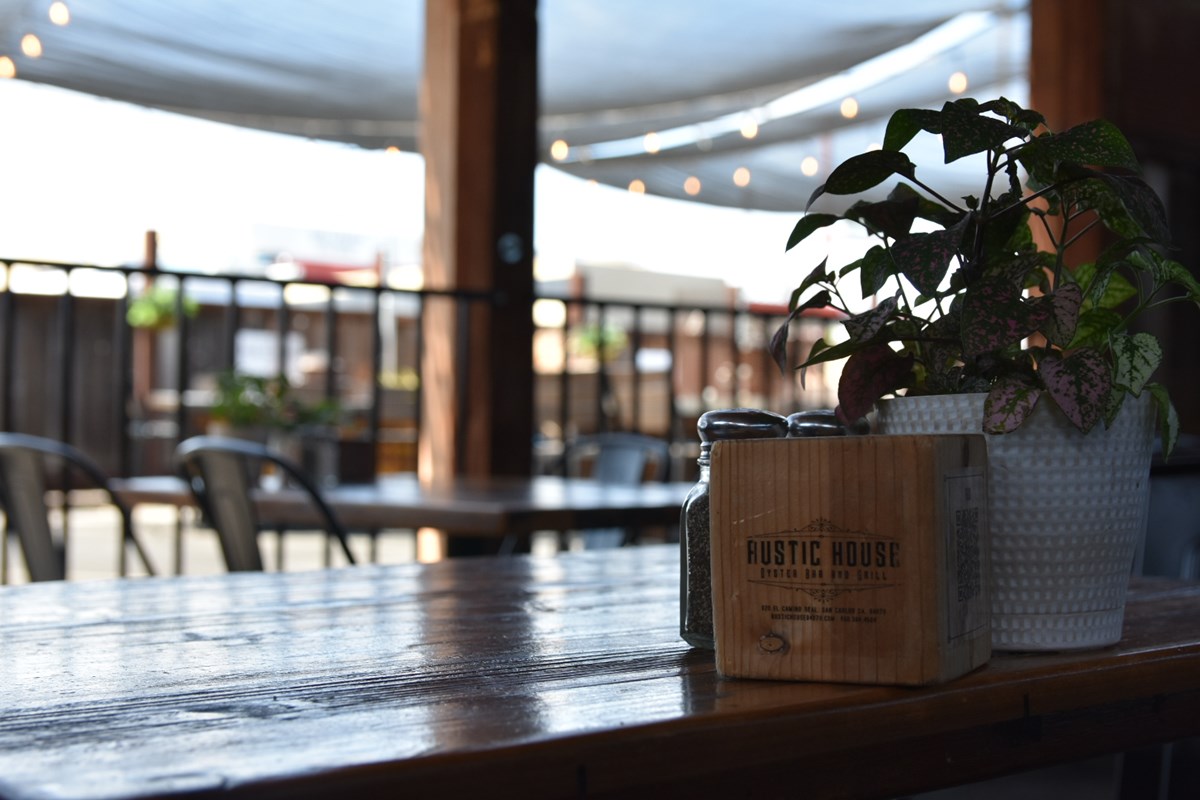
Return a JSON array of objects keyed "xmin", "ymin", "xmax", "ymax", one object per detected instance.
[
  {"xmin": 1142, "ymin": 433, "xmax": 1200, "ymax": 580},
  {"xmin": 0, "ymin": 432, "xmax": 143, "ymax": 582},
  {"xmin": 175, "ymin": 435, "xmax": 354, "ymax": 572},
  {"xmin": 564, "ymin": 432, "xmax": 671, "ymax": 485}
]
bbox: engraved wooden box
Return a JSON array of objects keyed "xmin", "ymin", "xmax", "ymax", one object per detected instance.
[{"xmin": 709, "ymin": 434, "xmax": 991, "ymax": 686}]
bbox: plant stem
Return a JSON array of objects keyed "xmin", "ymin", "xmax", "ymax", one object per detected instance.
[
  {"xmin": 907, "ymin": 176, "xmax": 967, "ymax": 215},
  {"xmin": 1035, "ymin": 211, "xmax": 1060, "ymax": 250},
  {"xmin": 1060, "ymin": 216, "xmax": 1102, "ymax": 253},
  {"xmin": 1053, "ymin": 193, "xmax": 1069, "ymax": 287}
]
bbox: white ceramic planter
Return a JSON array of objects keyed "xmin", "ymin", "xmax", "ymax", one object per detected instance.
[{"xmin": 874, "ymin": 392, "xmax": 1155, "ymax": 651}]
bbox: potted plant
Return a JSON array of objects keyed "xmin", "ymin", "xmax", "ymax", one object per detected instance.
[
  {"xmin": 209, "ymin": 371, "xmax": 342, "ymax": 485},
  {"xmin": 770, "ymin": 97, "xmax": 1199, "ymax": 650}
]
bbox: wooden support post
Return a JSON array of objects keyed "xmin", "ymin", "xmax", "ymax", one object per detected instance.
[
  {"xmin": 419, "ymin": 0, "xmax": 537, "ymax": 486},
  {"xmin": 1028, "ymin": 0, "xmax": 1109, "ymax": 268}
]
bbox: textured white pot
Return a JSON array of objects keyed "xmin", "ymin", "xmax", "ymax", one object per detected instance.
[{"xmin": 874, "ymin": 392, "xmax": 1155, "ymax": 651}]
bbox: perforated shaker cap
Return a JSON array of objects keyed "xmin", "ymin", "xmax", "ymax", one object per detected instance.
[
  {"xmin": 786, "ymin": 409, "xmax": 871, "ymax": 437},
  {"xmin": 697, "ymin": 408, "xmax": 787, "ymax": 445}
]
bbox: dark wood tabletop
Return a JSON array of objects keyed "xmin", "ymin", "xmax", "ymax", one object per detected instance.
[
  {"xmin": 1, "ymin": 545, "xmax": 1198, "ymax": 800},
  {"xmin": 112, "ymin": 473, "xmax": 693, "ymax": 534}
]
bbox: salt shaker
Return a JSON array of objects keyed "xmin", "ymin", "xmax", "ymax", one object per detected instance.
[
  {"xmin": 786, "ymin": 408, "xmax": 870, "ymax": 437},
  {"xmin": 680, "ymin": 408, "xmax": 787, "ymax": 649}
]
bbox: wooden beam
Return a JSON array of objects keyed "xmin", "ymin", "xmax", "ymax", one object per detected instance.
[
  {"xmin": 419, "ymin": 0, "xmax": 537, "ymax": 484},
  {"xmin": 1028, "ymin": 0, "xmax": 1109, "ymax": 269}
]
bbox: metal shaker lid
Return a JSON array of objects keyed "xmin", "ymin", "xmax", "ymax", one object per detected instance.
[{"xmin": 697, "ymin": 408, "xmax": 788, "ymax": 443}]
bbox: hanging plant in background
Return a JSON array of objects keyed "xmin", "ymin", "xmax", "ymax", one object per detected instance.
[{"xmin": 126, "ymin": 285, "xmax": 199, "ymax": 330}]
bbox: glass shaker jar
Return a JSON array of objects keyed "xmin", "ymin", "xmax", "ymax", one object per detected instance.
[{"xmin": 680, "ymin": 408, "xmax": 787, "ymax": 649}]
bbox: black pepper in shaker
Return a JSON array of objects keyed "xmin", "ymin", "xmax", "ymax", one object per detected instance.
[{"xmin": 680, "ymin": 408, "xmax": 787, "ymax": 649}]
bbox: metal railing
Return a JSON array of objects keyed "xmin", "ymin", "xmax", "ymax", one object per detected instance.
[{"xmin": 0, "ymin": 257, "xmax": 839, "ymax": 482}]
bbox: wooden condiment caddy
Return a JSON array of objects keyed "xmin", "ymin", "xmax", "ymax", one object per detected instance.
[{"xmin": 709, "ymin": 434, "xmax": 991, "ymax": 686}]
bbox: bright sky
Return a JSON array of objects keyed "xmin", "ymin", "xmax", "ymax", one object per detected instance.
[{"xmin": 0, "ymin": 79, "xmax": 826, "ymax": 306}]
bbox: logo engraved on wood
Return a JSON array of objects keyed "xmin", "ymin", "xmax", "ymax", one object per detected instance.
[{"xmin": 743, "ymin": 519, "xmax": 902, "ymax": 600}]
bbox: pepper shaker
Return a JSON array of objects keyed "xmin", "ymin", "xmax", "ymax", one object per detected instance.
[{"xmin": 680, "ymin": 408, "xmax": 787, "ymax": 649}]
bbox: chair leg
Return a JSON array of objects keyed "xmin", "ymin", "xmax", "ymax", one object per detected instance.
[{"xmin": 1118, "ymin": 744, "xmax": 1172, "ymax": 800}]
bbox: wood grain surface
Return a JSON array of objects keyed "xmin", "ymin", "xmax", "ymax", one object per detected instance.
[{"xmin": 0, "ymin": 546, "xmax": 1197, "ymax": 799}]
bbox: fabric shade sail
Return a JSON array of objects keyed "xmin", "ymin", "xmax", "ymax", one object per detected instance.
[{"xmin": 0, "ymin": 0, "xmax": 1029, "ymax": 212}]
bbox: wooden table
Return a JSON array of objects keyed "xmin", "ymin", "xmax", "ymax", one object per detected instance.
[
  {"xmin": 1, "ymin": 546, "xmax": 1198, "ymax": 800},
  {"xmin": 112, "ymin": 474, "xmax": 693, "ymax": 535}
]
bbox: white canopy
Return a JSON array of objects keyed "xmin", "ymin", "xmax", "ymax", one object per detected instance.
[{"xmin": 0, "ymin": 0, "xmax": 1029, "ymax": 212}]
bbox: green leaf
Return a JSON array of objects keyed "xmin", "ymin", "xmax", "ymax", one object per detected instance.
[
  {"xmin": 806, "ymin": 182, "xmax": 828, "ymax": 211},
  {"xmin": 978, "ymin": 97, "xmax": 1045, "ymax": 131},
  {"xmin": 890, "ymin": 223, "xmax": 964, "ymax": 297},
  {"xmin": 939, "ymin": 102, "xmax": 1024, "ymax": 163},
  {"xmin": 1038, "ymin": 348, "xmax": 1113, "ymax": 433},
  {"xmin": 1148, "ymin": 382, "xmax": 1180, "ymax": 457},
  {"xmin": 768, "ymin": 289, "xmax": 832, "ymax": 374},
  {"xmin": 1086, "ymin": 173, "xmax": 1171, "ymax": 244},
  {"xmin": 786, "ymin": 214, "xmax": 841, "ymax": 252},
  {"xmin": 799, "ymin": 337, "xmax": 832, "ymax": 389},
  {"xmin": 1069, "ymin": 307, "xmax": 1124, "ymax": 349},
  {"xmin": 836, "ymin": 344, "xmax": 914, "ymax": 424},
  {"xmin": 983, "ymin": 376, "xmax": 1042, "ymax": 434},
  {"xmin": 888, "ymin": 183, "xmax": 964, "ymax": 228},
  {"xmin": 858, "ymin": 245, "xmax": 894, "ymax": 297},
  {"xmin": 1136, "ymin": 251, "xmax": 1200, "ymax": 302},
  {"xmin": 1104, "ymin": 385, "xmax": 1126, "ymax": 428},
  {"xmin": 844, "ymin": 197, "xmax": 917, "ymax": 240},
  {"xmin": 1037, "ymin": 119, "xmax": 1141, "ymax": 172},
  {"xmin": 822, "ymin": 150, "xmax": 916, "ymax": 196},
  {"xmin": 798, "ymin": 333, "xmax": 867, "ymax": 371},
  {"xmin": 789, "ymin": 258, "xmax": 832, "ymax": 303},
  {"xmin": 1112, "ymin": 331, "xmax": 1162, "ymax": 395},
  {"xmin": 1074, "ymin": 260, "xmax": 1138, "ymax": 310},
  {"xmin": 882, "ymin": 108, "xmax": 943, "ymax": 152}
]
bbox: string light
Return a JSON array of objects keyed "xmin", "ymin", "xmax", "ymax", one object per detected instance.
[
  {"xmin": 733, "ymin": 167, "xmax": 751, "ymax": 188},
  {"xmin": 628, "ymin": 179, "xmax": 646, "ymax": 194},
  {"xmin": 739, "ymin": 117, "xmax": 759, "ymax": 139},
  {"xmin": 801, "ymin": 157, "xmax": 819, "ymax": 177},
  {"xmin": 840, "ymin": 97, "xmax": 859, "ymax": 119},
  {"xmin": 549, "ymin": 139, "xmax": 569, "ymax": 161},
  {"xmin": 20, "ymin": 34, "xmax": 43, "ymax": 58},
  {"xmin": 49, "ymin": 1, "xmax": 71, "ymax": 25},
  {"xmin": 0, "ymin": 56, "xmax": 15, "ymax": 79},
  {"xmin": 642, "ymin": 132, "xmax": 660, "ymax": 154},
  {"xmin": 948, "ymin": 71, "xmax": 969, "ymax": 94},
  {"xmin": 683, "ymin": 176, "xmax": 701, "ymax": 196}
]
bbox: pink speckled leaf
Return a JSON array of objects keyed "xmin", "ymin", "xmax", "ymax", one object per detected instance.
[
  {"xmin": 1039, "ymin": 348, "xmax": 1112, "ymax": 433},
  {"xmin": 1034, "ymin": 282, "xmax": 1083, "ymax": 348},
  {"xmin": 843, "ymin": 296, "xmax": 897, "ymax": 343},
  {"xmin": 983, "ymin": 376, "xmax": 1041, "ymax": 434},
  {"xmin": 961, "ymin": 277, "xmax": 1037, "ymax": 357},
  {"xmin": 891, "ymin": 225, "xmax": 963, "ymax": 297},
  {"xmin": 836, "ymin": 343, "xmax": 913, "ymax": 424}
]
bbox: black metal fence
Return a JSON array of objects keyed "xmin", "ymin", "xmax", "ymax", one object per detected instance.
[{"xmin": 0, "ymin": 258, "xmax": 840, "ymax": 483}]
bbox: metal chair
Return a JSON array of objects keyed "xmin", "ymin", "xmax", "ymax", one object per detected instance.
[
  {"xmin": 0, "ymin": 432, "xmax": 155, "ymax": 582},
  {"xmin": 563, "ymin": 432, "xmax": 672, "ymax": 548},
  {"xmin": 175, "ymin": 435, "xmax": 355, "ymax": 572}
]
